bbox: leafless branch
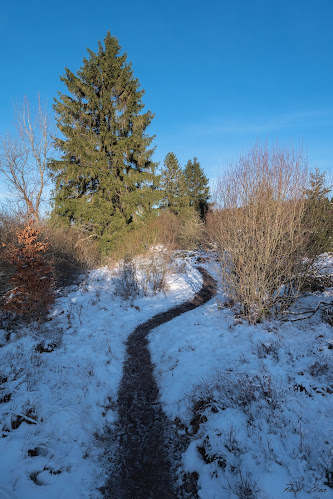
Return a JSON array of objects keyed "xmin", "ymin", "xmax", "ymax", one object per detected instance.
[{"xmin": 0, "ymin": 95, "xmax": 54, "ymax": 220}]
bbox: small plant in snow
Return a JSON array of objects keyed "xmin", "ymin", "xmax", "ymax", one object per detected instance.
[
  {"xmin": 292, "ymin": 423, "xmax": 311, "ymax": 461},
  {"xmin": 224, "ymin": 423, "xmax": 239, "ymax": 454},
  {"xmin": 256, "ymin": 340, "xmax": 280, "ymax": 361},
  {"xmin": 90, "ymin": 289, "xmax": 101, "ymax": 306},
  {"xmin": 76, "ymin": 303, "xmax": 84, "ymax": 325},
  {"xmin": 114, "ymin": 254, "xmax": 140, "ymax": 301},
  {"xmin": 188, "ymin": 370, "xmax": 281, "ymax": 420},
  {"xmin": 113, "ymin": 249, "xmax": 172, "ymax": 300},
  {"xmin": 228, "ymin": 471, "xmax": 261, "ymax": 499},
  {"xmin": 322, "ymin": 301, "xmax": 333, "ymax": 326},
  {"xmin": 140, "ymin": 249, "xmax": 171, "ymax": 295},
  {"xmin": 309, "ymin": 360, "xmax": 331, "ymax": 378}
]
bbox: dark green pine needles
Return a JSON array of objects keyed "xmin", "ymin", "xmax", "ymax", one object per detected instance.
[
  {"xmin": 160, "ymin": 153, "xmax": 211, "ymax": 218},
  {"xmin": 160, "ymin": 152, "xmax": 187, "ymax": 214},
  {"xmin": 49, "ymin": 32, "xmax": 161, "ymax": 252},
  {"xmin": 184, "ymin": 157, "xmax": 210, "ymax": 218}
]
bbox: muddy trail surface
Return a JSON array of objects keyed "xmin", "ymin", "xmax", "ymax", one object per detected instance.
[{"xmin": 101, "ymin": 267, "xmax": 217, "ymax": 499}]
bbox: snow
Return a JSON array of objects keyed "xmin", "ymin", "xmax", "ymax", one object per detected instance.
[
  {"xmin": 149, "ymin": 253, "xmax": 333, "ymax": 498},
  {"xmin": 0, "ymin": 256, "xmax": 202, "ymax": 498},
  {"xmin": 0, "ymin": 251, "xmax": 332, "ymax": 498}
]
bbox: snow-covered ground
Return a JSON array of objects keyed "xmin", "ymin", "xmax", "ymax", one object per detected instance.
[
  {"xmin": 0, "ymin": 255, "xmax": 202, "ymax": 498},
  {"xmin": 149, "ymin": 253, "xmax": 333, "ymax": 498},
  {"xmin": 0, "ymin": 251, "xmax": 332, "ymax": 498}
]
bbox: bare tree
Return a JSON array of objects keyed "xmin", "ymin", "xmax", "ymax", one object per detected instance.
[{"xmin": 0, "ymin": 95, "xmax": 53, "ymax": 220}]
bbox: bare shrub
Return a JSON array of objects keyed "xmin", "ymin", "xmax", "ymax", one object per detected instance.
[
  {"xmin": 114, "ymin": 249, "xmax": 173, "ymax": 300},
  {"xmin": 43, "ymin": 223, "xmax": 101, "ymax": 287},
  {"xmin": 0, "ymin": 211, "xmax": 23, "ymax": 304},
  {"xmin": 0, "ymin": 213, "xmax": 101, "ymax": 294},
  {"xmin": 228, "ymin": 471, "xmax": 261, "ymax": 499},
  {"xmin": 155, "ymin": 211, "xmax": 182, "ymax": 249},
  {"xmin": 207, "ymin": 145, "xmax": 311, "ymax": 323},
  {"xmin": 153, "ymin": 209, "xmax": 203, "ymax": 251},
  {"xmin": 178, "ymin": 209, "xmax": 204, "ymax": 250},
  {"xmin": 106, "ymin": 213, "xmax": 179, "ymax": 264},
  {"xmin": 107, "ymin": 208, "xmax": 203, "ymax": 264},
  {"xmin": 114, "ymin": 254, "xmax": 140, "ymax": 301},
  {"xmin": 139, "ymin": 249, "xmax": 171, "ymax": 295},
  {"xmin": 108, "ymin": 220, "xmax": 163, "ymax": 263},
  {"xmin": 155, "ymin": 209, "xmax": 203, "ymax": 250},
  {"xmin": 0, "ymin": 210, "xmax": 23, "ymax": 245}
]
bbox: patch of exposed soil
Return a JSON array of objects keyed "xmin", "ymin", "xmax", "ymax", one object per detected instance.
[{"xmin": 101, "ymin": 267, "xmax": 216, "ymax": 499}]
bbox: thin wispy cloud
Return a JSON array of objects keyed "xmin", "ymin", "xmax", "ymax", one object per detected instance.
[{"xmin": 198, "ymin": 109, "xmax": 333, "ymax": 136}]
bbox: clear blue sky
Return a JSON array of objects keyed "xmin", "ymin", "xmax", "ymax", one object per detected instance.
[{"xmin": 1, "ymin": 0, "xmax": 332, "ymax": 185}]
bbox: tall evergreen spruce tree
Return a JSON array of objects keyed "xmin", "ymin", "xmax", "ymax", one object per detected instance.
[
  {"xmin": 160, "ymin": 152, "xmax": 186, "ymax": 214},
  {"xmin": 49, "ymin": 32, "xmax": 160, "ymax": 252},
  {"xmin": 184, "ymin": 157, "xmax": 210, "ymax": 218},
  {"xmin": 303, "ymin": 169, "xmax": 333, "ymax": 254}
]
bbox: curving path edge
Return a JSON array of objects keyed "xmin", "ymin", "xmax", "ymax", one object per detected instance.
[{"xmin": 101, "ymin": 266, "xmax": 217, "ymax": 499}]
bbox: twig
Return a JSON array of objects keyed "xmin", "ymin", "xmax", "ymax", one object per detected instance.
[{"xmin": 282, "ymin": 300, "xmax": 332, "ymax": 322}]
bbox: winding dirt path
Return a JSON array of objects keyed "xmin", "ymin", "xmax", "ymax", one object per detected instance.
[{"xmin": 102, "ymin": 267, "xmax": 216, "ymax": 499}]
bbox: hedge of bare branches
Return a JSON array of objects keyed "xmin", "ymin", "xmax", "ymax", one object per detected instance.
[{"xmin": 206, "ymin": 145, "xmax": 315, "ymax": 323}]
